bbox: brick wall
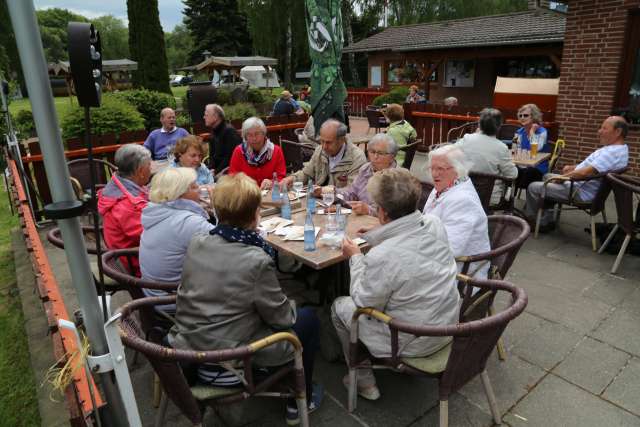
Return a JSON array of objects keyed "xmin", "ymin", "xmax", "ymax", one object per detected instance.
[{"xmin": 556, "ymin": 0, "xmax": 640, "ymax": 175}]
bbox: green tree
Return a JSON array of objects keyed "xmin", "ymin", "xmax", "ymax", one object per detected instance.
[
  {"xmin": 92, "ymin": 15, "xmax": 129, "ymax": 60},
  {"xmin": 127, "ymin": 0, "xmax": 171, "ymax": 93},
  {"xmin": 183, "ymin": 0, "xmax": 252, "ymax": 65},
  {"xmin": 35, "ymin": 8, "xmax": 88, "ymax": 62},
  {"xmin": 0, "ymin": 0, "xmax": 26, "ymax": 95},
  {"xmin": 165, "ymin": 23, "xmax": 194, "ymax": 72}
]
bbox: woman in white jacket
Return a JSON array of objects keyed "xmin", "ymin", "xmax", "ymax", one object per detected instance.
[
  {"xmin": 332, "ymin": 168, "xmax": 460, "ymax": 402},
  {"xmin": 422, "ymin": 144, "xmax": 491, "ymax": 278}
]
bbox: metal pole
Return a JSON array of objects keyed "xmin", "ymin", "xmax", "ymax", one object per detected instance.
[{"xmin": 5, "ymin": 2, "xmax": 128, "ymax": 425}]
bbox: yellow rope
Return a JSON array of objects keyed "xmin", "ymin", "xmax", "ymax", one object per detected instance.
[{"xmin": 42, "ymin": 333, "xmax": 91, "ymax": 402}]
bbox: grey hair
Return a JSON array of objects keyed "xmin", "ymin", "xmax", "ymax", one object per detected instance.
[
  {"xmin": 443, "ymin": 97, "xmax": 458, "ymax": 107},
  {"xmin": 478, "ymin": 108, "xmax": 503, "ymax": 136},
  {"xmin": 114, "ymin": 144, "xmax": 151, "ymax": 178},
  {"xmin": 368, "ymin": 133, "xmax": 398, "ymax": 155},
  {"xmin": 612, "ymin": 116, "xmax": 629, "ymax": 138},
  {"xmin": 367, "ymin": 168, "xmax": 421, "ymax": 220},
  {"xmin": 241, "ymin": 116, "xmax": 267, "ymax": 139},
  {"xmin": 160, "ymin": 107, "xmax": 175, "ymax": 118},
  {"xmin": 206, "ymin": 103, "xmax": 225, "ymax": 120},
  {"xmin": 321, "ymin": 119, "xmax": 348, "ymax": 139},
  {"xmin": 426, "ymin": 144, "xmax": 470, "ymax": 180},
  {"xmin": 518, "ymin": 103, "xmax": 543, "ymax": 123}
]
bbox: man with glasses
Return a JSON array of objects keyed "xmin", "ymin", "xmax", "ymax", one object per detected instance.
[{"xmin": 281, "ymin": 119, "xmax": 366, "ymax": 190}]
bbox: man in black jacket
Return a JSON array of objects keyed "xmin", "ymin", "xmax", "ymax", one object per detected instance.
[{"xmin": 203, "ymin": 104, "xmax": 242, "ymax": 174}]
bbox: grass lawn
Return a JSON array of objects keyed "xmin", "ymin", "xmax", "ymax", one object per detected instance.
[{"xmin": 0, "ymin": 184, "xmax": 40, "ymax": 426}]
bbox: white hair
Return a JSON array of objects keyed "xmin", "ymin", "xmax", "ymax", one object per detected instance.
[
  {"xmin": 368, "ymin": 133, "xmax": 398, "ymax": 155},
  {"xmin": 115, "ymin": 144, "xmax": 151, "ymax": 178},
  {"xmin": 149, "ymin": 167, "xmax": 197, "ymax": 203},
  {"xmin": 241, "ymin": 116, "xmax": 267, "ymax": 139},
  {"xmin": 444, "ymin": 97, "xmax": 458, "ymax": 107},
  {"xmin": 426, "ymin": 144, "xmax": 470, "ymax": 180}
]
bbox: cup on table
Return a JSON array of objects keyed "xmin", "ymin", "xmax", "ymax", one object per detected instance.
[
  {"xmin": 324, "ymin": 214, "xmax": 342, "ymax": 249},
  {"xmin": 530, "ymin": 142, "xmax": 538, "ymax": 158},
  {"xmin": 293, "ymin": 181, "xmax": 304, "ymax": 199}
]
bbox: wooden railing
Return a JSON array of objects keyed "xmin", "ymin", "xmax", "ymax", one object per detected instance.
[{"xmin": 346, "ymin": 88, "xmax": 385, "ymax": 117}]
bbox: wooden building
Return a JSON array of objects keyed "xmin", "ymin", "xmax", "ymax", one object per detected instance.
[{"xmin": 48, "ymin": 59, "xmax": 138, "ymax": 96}]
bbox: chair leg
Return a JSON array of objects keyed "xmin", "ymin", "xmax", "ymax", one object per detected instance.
[
  {"xmin": 598, "ymin": 224, "xmax": 618, "ymax": 254},
  {"xmin": 439, "ymin": 400, "xmax": 448, "ymax": 427},
  {"xmin": 611, "ymin": 234, "xmax": 632, "ymax": 274},
  {"xmin": 297, "ymin": 395, "xmax": 310, "ymax": 427},
  {"xmin": 602, "ymin": 208, "xmax": 608, "ymax": 225},
  {"xmin": 489, "ymin": 305, "xmax": 507, "ymax": 361},
  {"xmin": 534, "ymin": 208, "xmax": 543, "ymax": 238},
  {"xmin": 590, "ymin": 216, "xmax": 597, "ymax": 252},
  {"xmin": 480, "ymin": 370, "xmax": 501, "ymax": 425},
  {"xmin": 554, "ymin": 204, "xmax": 562, "ymax": 223},
  {"xmin": 153, "ymin": 374, "xmax": 162, "ymax": 407},
  {"xmin": 154, "ymin": 391, "xmax": 169, "ymax": 427},
  {"xmin": 347, "ymin": 367, "xmax": 358, "ymax": 413}
]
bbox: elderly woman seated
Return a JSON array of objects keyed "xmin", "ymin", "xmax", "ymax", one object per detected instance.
[
  {"xmin": 324, "ymin": 133, "xmax": 397, "ymax": 216},
  {"xmin": 422, "ymin": 145, "xmax": 490, "ymax": 278},
  {"xmin": 168, "ymin": 173, "xmax": 322, "ymax": 424},
  {"xmin": 332, "ymin": 168, "xmax": 460, "ymax": 401},
  {"xmin": 172, "ymin": 135, "xmax": 214, "ymax": 186},
  {"xmin": 98, "ymin": 144, "xmax": 151, "ymax": 273},
  {"xmin": 139, "ymin": 167, "xmax": 214, "ymax": 310},
  {"xmin": 229, "ymin": 117, "xmax": 286, "ymax": 189}
]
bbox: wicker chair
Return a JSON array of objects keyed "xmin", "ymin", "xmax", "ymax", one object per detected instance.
[
  {"xmin": 365, "ymin": 109, "xmax": 389, "ymax": 134},
  {"xmin": 469, "ymin": 172, "xmax": 516, "ymax": 214},
  {"xmin": 116, "ymin": 295, "xmax": 310, "ymax": 427},
  {"xmin": 533, "ymin": 167, "xmax": 628, "ymax": 250},
  {"xmin": 417, "ymin": 181, "xmax": 434, "ymax": 211},
  {"xmin": 496, "ymin": 124, "xmax": 519, "ymax": 142},
  {"xmin": 345, "ymin": 276, "xmax": 528, "ymax": 427},
  {"xmin": 400, "ymin": 139, "xmax": 421, "ymax": 170},
  {"xmin": 445, "ymin": 121, "xmax": 477, "ymax": 142},
  {"xmin": 281, "ymin": 139, "xmax": 315, "ymax": 173},
  {"xmin": 67, "ymin": 158, "xmax": 117, "ymax": 197},
  {"xmin": 598, "ymin": 173, "xmax": 640, "ymax": 273}
]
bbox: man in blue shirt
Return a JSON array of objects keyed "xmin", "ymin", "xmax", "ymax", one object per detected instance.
[{"xmin": 143, "ymin": 108, "xmax": 189, "ymax": 161}]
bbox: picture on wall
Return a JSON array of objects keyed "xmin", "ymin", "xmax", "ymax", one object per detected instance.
[
  {"xmin": 443, "ymin": 59, "xmax": 475, "ymax": 87},
  {"xmin": 386, "ymin": 61, "xmax": 438, "ymax": 84}
]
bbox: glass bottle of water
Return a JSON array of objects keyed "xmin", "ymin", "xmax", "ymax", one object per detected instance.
[
  {"xmin": 280, "ymin": 190, "xmax": 291, "ymax": 219},
  {"xmin": 272, "ymin": 172, "xmax": 280, "ymax": 201},
  {"xmin": 307, "ymin": 178, "xmax": 316, "ymax": 213},
  {"xmin": 304, "ymin": 211, "xmax": 315, "ymax": 251}
]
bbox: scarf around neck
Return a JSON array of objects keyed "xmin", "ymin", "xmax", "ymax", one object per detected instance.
[
  {"xmin": 210, "ymin": 223, "xmax": 276, "ymax": 260},
  {"xmin": 242, "ymin": 139, "xmax": 274, "ymax": 166}
]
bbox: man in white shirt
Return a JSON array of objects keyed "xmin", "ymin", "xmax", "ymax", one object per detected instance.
[{"xmin": 525, "ymin": 116, "xmax": 629, "ymax": 229}]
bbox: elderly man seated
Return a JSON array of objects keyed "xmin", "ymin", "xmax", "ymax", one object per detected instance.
[
  {"xmin": 332, "ymin": 168, "xmax": 460, "ymax": 401},
  {"xmin": 422, "ymin": 145, "xmax": 491, "ymax": 278},
  {"xmin": 281, "ymin": 119, "xmax": 367, "ymax": 189},
  {"xmin": 143, "ymin": 107, "xmax": 189, "ymax": 161},
  {"xmin": 524, "ymin": 116, "xmax": 629, "ymax": 232},
  {"xmin": 98, "ymin": 144, "xmax": 151, "ymax": 273},
  {"xmin": 324, "ymin": 133, "xmax": 397, "ymax": 216}
]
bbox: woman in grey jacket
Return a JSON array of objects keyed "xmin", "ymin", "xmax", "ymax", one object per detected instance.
[{"xmin": 168, "ymin": 173, "xmax": 322, "ymax": 425}]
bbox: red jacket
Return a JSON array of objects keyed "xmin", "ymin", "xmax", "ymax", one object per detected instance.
[
  {"xmin": 228, "ymin": 144, "xmax": 286, "ymax": 186},
  {"xmin": 97, "ymin": 175, "xmax": 148, "ymax": 273}
]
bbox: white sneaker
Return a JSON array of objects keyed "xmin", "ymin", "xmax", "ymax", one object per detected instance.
[{"xmin": 342, "ymin": 374, "xmax": 380, "ymax": 401}]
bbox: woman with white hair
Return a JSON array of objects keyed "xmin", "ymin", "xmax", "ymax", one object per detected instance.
[
  {"xmin": 332, "ymin": 133, "xmax": 398, "ymax": 215},
  {"xmin": 228, "ymin": 116, "xmax": 286, "ymax": 188},
  {"xmin": 139, "ymin": 167, "xmax": 215, "ymax": 306},
  {"xmin": 422, "ymin": 144, "xmax": 490, "ymax": 278}
]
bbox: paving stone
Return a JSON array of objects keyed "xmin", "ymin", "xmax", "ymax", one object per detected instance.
[
  {"xmin": 603, "ymin": 357, "xmax": 640, "ymax": 416},
  {"xmin": 591, "ymin": 308, "xmax": 640, "ymax": 357},
  {"xmin": 512, "ymin": 320, "xmax": 582, "ymax": 370},
  {"xmin": 553, "ymin": 337, "xmax": 630, "ymax": 395},
  {"xmin": 458, "ymin": 352, "xmax": 545, "ymax": 415},
  {"xmin": 499, "ymin": 311, "xmax": 547, "ymax": 352},
  {"xmin": 410, "ymin": 393, "xmax": 493, "ymax": 427},
  {"xmin": 582, "ymin": 273, "xmax": 638, "ymax": 307},
  {"xmin": 504, "ymin": 374, "xmax": 640, "ymax": 427},
  {"xmin": 548, "ymin": 241, "xmax": 638, "ymax": 280},
  {"xmin": 620, "ymin": 287, "xmax": 640, "ymax": 315}
]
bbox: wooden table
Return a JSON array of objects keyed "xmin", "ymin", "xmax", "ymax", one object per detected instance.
[
  {"xmin": 512, "ymin": 152, "xmax": 551, "ymax": 167},
  {"xmin": 264, "ymin": 207, "xmax": 379, "ymax": 270}
]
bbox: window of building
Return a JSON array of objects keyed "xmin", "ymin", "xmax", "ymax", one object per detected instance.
[
  {"xmin": 495, "ymin": 56, "xmax": 559, "ymax": 79},
  {"xmin": 614, "ymin": 9, "xmax": 640, "ymax": 125}
]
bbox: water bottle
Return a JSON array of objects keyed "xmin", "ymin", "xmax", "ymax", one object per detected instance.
[
  {"xmin": 272, "ymin": 173, "xmax": 281, "ymax": 202},
  {"xmin": 336, "ymin": 204, "xmax": 347, "ymax": 233},
  {"xmin": 280, "ymin": 190, "xmax": 291, "ymax": 219},
  {"xmin": 307, "ymin": 178, "xmax": 316, "ymax": 213},
  {"xmin": 304, "ymin": 211, "xmax": 316, "ymax": 251}
]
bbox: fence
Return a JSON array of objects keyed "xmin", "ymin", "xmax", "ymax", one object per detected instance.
[{"xmin": 346, "ymin": 88, "xmax": 385, "ymax": 117}]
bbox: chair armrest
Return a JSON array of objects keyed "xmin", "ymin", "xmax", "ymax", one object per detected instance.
[
  {"xmin": 249, "ymin": 331, "xmax": 302, "ymax": 353},
  {"xmin": 543, "ymin": 175, "xmax": 570, "ymax": 184}
]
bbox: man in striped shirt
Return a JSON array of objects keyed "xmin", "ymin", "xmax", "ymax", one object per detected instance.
[{"xmin": 525, "ymin": 116, "xmax": 629, "ymax": 230}]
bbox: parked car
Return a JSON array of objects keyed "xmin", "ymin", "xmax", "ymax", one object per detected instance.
[{"xmin": 171, "ymin": 75, "xmax": 193, "ymax": 86}]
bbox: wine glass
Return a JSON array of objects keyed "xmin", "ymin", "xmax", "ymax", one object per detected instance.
[
  {"xmin": 293, "ymin": 181, "xmax": 303, "ymax": 200},
  {"xmin": 322, "ymin": 187, "xmax": 335, "ymax": 208}
]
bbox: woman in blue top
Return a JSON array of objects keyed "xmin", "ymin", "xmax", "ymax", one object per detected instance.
[
  {"xmin": 172, "ymin": 135, "xmax": 214, "ymax": 185},
  {"xmin": 514, "ymin": 103, "xmax": 549, "ymax": 190}
]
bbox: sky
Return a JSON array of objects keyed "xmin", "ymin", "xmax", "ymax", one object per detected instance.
[{"xmin": 33, "ymin": 0, "xmax": 186, "ymax": 32}]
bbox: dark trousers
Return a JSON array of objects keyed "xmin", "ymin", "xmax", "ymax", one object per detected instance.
[
  {"xmin": 292, "ymin": 307, "xmax": 320, "ymax": 401},
  {"xmin": 516, "ymin": 166, "xmax": 543, "ymax": 190}
]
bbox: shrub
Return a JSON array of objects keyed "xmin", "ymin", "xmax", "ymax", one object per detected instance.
[
  {"xmin": 247, "ymin": 87, "xmax": 266, "ymax": 104},
  {"xmin": 112, "ymin": 89, "xmax": 176, "ymax": 130},
  {"xmin": 215, "ymin": 89, "xmax": 233, "ymax": 106},
  {"xmin": 373, "ymin": 86, "xmax": 410, "ymax": 107},
  {"xmin": 223, "ymin": 103, "xmax": 257, "ymax": 122},
  {"xmin": 61, "ymin": 95, "xmax": 145, "ymax": 140},
  {"xmin": 12, "ymin": 110, "xmax": 36, "ymax": 139},
  {"xmin": 176, "ymin": 112, "xmax": 192, "ymax": 133}
]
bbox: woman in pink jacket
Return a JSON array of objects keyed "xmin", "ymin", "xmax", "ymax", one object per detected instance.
[{"xmin": 97, "ymin": 144, "xmax": 152, "ymax": 273}]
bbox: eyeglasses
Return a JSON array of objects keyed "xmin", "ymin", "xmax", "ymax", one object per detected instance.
[
  {"xmin": 430, "ymin": 166, "xmax": 454, "ymax": 174},
  {"xmin": 367, "ymin": 149, "xmax": 391, "ymax": 157},
  {"xmin": 518, "ymin": 113, "xmax": 531, "ymax": 119}
]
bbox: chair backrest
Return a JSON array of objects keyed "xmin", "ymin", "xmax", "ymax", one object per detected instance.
[
  {"xmin": 607, "ymin": 173, "xmax": 640, "ymax": 235},
  {"xmin": 417, "ymin": 181, "xmax": 434, "ymax": 210},
  {"xmin": 401, "ymin": 139, "xmax": 421, "ymax": 170},
  {"xmin": 548, "ymin": 139, "xmax": 564, "ymax": 173},
  {"xmin": 365, "ymin": 109, "xmax": 383, "ymax": 128},
  {"xmin": 446, "ymin": 121, "xmax": 477, "ymax": 142},
  {"xmin": 589, "ymin": 167, "xmax": 627, "ymax": 214},
  {"xmin": 67, "ymin": 158, "xmax": 117, "ymax": 191},
  {"xmin": 496, "ymin": 124, "xmax": 519, "ymax": 141},
  {"xmin": 47, "ymin": 225, "xmax": 105, "ymax": 255},
  {"xmin": 280, "ymin": 139, "xmax": 305, "ymax": 173},
  {"xmin": 468, "ymin": 172, "xmax": 497, "ymax": 212}
]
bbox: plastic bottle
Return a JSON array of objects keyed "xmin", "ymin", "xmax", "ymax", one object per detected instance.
[
  {"xmin": 280, "ymin": 190, "xmax": 291, "ymax": 220},
  {"xmin": 307, "ymin": 178, "xmax": 316, "ymax": 213},
  {"xmin": 304, "ymin": 211, "xmax": 316, "ymax": 251},
  {"xmin": 272, "ymin": 172, "xmax": 280, "ymax": 201}
]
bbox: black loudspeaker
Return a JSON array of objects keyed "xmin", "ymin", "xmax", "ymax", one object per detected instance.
[{"xmin": 67, "ymin": 22, "xmax": 102, "ymax": 108}]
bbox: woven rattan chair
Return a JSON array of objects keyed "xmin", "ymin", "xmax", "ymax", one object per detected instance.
[
  {"xmin": 417, "ymin": 181, "xmax": 434, "ymax": 211},
  {"xmin": 345, "ymin": 276, "xmax": 528, "ymax": 427},
  {"xmin": 116, "ymin": 295, "xmax": 309, "ymax": 427},
  {"xmin": 469, "ymin": 172, "xmax": 516, "ymax": 214},
  {"xmin": 533, "ymin": 167, "xmax": 627, "ymax": 250},
  {"xmin": 365, "ymin": 109, "xmax": 388, "ymax": 134},
  {"xmin": 400, "ymin": 139, "xmax": 421, "ymax": 170},
  {"xmin": 445, "ymin": 121, "xmax": 477, "ymax": 142},
  {"xmin": 67, "ymin": 158, "xmax": 117, "ymax": 193},
  {"xmin": 496, "ymin": 124, "xmax": 519, "ymax": 142},
  {"xmin": 598, "ymin": 173, "xmax": 640, "ymax": 273},
  {"xmin": 281, "ymin": 139, "xmax": 315, "ymax": 173}
]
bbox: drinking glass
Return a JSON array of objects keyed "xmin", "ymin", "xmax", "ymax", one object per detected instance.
[
  {"xmin": 322, "ymin": 186, "xmax": 335, "ymax": 207},
  {"xmin": 324, "ymin": 214, "xmax": 341, "ymax": 249},
  {"xmin": 293, "ymin": 181, "xmax": 304, "ymax": 199}
]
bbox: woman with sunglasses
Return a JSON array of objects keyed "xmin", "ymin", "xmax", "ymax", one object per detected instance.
[{"xmin": 515, "ymin": 103, "xmax": 550, "ymax": 189}]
